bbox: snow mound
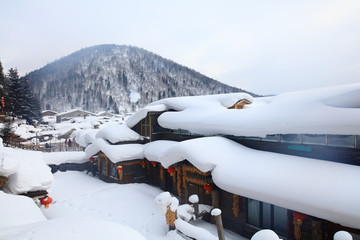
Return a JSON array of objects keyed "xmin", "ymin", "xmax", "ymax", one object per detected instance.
[
  {"xmin": 333, "ymin": 231, "xmax": 353, "ymax": 240},
  {"xmin": 174, "ymin": 218, "xmax": 217, "ymax": 240},
  {"xmin": 0, "ymin": 191, "xmax": 46, "ymax": 229},
  {"xmin": 251, "ymin": 229, "xmax": 281, "ymax": 240},
  {"xmin": 0, "ymin": 218, "xmax": 146, "ymax": 240}
]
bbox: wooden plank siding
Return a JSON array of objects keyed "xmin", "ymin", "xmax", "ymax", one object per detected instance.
[{"xmin": 97, "ymin": 152, "xmax": 148, "ymax": 184}]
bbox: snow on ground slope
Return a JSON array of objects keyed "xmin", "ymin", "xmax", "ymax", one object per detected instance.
[{"xmin": 42, "ymin": 171, "xmax": 245, "ymax": 240}]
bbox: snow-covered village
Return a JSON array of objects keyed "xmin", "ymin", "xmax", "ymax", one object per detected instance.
[
  {"xmin": 1, "ymin": 82, "xmax": 360, "ymax": 240},
  {"xmin": 1, "ymin": 1, "xmax": 360, "ymax": 240}
]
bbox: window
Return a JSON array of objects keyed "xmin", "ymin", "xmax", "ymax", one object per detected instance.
[
  {"xmin": 100, "ymin": 158, "xmax": 107, "ymax": 175},
  {"xmin": 141, "ymin": 115, "xmax": 151, "ymax": 138},
  {"xmin": 109, "ymin": 163, "xmax": 117, "ymax": 179},
  {"xmin": 247, "ymin": 199, "xmax": 288, "ymax": 237},
  {"xmin": 302, "ymin": 134, "xmax": 326, "ymax": 145},
  {"xmin": 327, "ymin": 135, "xmax": 355, "ymax": 148},
  {"xmin": 262, "ymin": 135, "xmax": 280, "ymax": 142},
  {"xmin": 134, "ymin": 165, "xmax": 145, "ymax": 179},
  {"xmin": 281, "ymin": 134, "xmax": 301, "ymax": 143},
  {"xmin": 124, "ymin": 165, "xmax": 134, "ymax": 175}
]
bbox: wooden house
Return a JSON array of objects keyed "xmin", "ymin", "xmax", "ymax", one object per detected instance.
[
  {"xmin": 87, "ymin": 88, "xmax": 360, "ymax": 240},
  {"xmin": 56, "ymin": 109, "xmax": 96, "ymax": 123},
  {"xmin": 41, "ymin": 110, "xmax": 58, "ymax": 117}
]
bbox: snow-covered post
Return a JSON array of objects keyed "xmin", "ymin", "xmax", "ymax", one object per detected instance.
[
  {"xmin": 251, "ymin": 229, "xmax": 281, "ymax": 240},
  {"xmin": 211, "ymin": 208, "xmax": 225, "ymax": 240},
  {"xmin": 189, "ymin": 194, "xmax": 199, "ymax": 217},
  {"xmin": 154, "ymin": 192, "xmax": 179, "ymax": 231},
  {"xmin": 334, "ymin": 231, "xmax": 353, "ymax": 240}
]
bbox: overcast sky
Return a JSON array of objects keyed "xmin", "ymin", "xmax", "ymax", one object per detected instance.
[{"xmin": 1, "ymin": 0, "xmax": 359, "ymax": 95}]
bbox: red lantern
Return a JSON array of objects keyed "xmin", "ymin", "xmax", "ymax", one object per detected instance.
[
  {"xmin": 167, "ymin": 167, "xmax": 175, "ymax": 173},
  {"xmin": 203, "ymin": 184, "xmax": 213, "ymax": 194},
  {"xmin": 293, "ymin": 211, "xmax": 306, "ymax": 240},
  {"xmin": 293, "ymin": 211, "xmax": 306, "ymax": 221},
  {"xmin": 116, "ymin": 165, "xmax": 123, "ymax": 180},
  {"xmin": 167, "ymin": 167, "xmax": 176, "ymax": 176},
  {"xmin": 140, "ymin": 161, "xmax": 146, "ymax": 168},
  {"xmin": 40, "ymin": 196, "xmax": 53, "ymax": 209},
  {"xmin": 150, "ymin": 161, "xmax": 157, "ymax": 167},
  {"xmin": 89, "ymin": 157, "xmax": 94, "ymax": 163}
]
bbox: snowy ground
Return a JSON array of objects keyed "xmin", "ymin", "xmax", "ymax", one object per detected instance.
[{"xmin": 40, "ymin": 171, "xmax": 246, "ymax": 240}]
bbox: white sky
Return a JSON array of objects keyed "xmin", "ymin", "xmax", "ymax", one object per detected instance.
[{"xmin": 0, "ymin": 0, "xmax": 359, "ymax": 95}]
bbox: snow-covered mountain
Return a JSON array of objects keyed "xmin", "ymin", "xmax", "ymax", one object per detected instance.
[{"xmin": 25, "ymin": 44, "xmax": 253, "ymax": 113}]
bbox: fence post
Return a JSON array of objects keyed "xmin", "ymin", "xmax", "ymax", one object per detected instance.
[
  {"xmin": 189, "ymin": 194, "xmax": 199, "ymax": 217},
  {"xmin": 211, "ymin": 208, "xmax": 225, "ymax": 240}
]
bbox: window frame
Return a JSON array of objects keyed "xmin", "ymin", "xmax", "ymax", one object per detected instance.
[{"xmin": 247, "ymin": 198, "xmax": 288, "ymax": 237}]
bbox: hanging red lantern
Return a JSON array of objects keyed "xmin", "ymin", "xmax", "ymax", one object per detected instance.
[
  {"xmin": 116, "ymin": 165, "xmax": 123, "ymax": 180},
  {"xmin": 40, "ymin": 196, "xmax": 53, "ymax": 209},
  {"xmin": 89, "ymin": 157, "xmax": 94, "ymax": 163},
  {"xmin": 203, "ymin": 184, "xmax": 213, "ymax": 194},
  {"xmin": 167, "ymin": 167, "xmax": 176, "ymax": 176},
  {"xmin": 293, "ymin": 211, "xmax": 306, "ymax": 221},
  {"xmin": 150, "ymin": 161, "xmax": 157, "ymax": 167},
  {"xmin": 140, "ymin": 161, "xmax": 146, "ymax": 168},
  {"xmin": 293, "ymin": 211, "xmax": 306, "ymax": 240}
]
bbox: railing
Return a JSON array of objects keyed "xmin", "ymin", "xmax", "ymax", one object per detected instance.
[{"xmin": 4, "ymin": 141, "xmax": 84, "ymax": 152}]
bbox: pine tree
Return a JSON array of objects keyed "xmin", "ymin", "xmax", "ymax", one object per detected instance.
[
  {"xmin": 7, "ymin": 68, "xmax": 42, "ymax": 125},
  {"xmin": 0, "ymin": 60, "xmax": 7, "ymax": 97},
  {"xmin": 7, "ymin": 68, "xmax": 23, "ymax": 117}
]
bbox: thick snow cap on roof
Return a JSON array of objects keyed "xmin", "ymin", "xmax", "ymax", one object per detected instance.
[
  {"xmin": 130, "ymin": 84, "xmax": 360, "ymax": 137},
  {"xmin": 0, "ymin": 140, "xmax": 19, "ymax": 177},
  {"xmin": 43, "ymin": 152, "xmax": 88, "ymax": 165},
  {"xmin": 85, "ymin": 138, "xmax": 144, "ymax": 163},
  {"xmin": 96, "ymin": 123, "xmax": 143, "ymax": 144},
  {"xmin": 148, "ymin": 136, "xmax": 360, "ymax": 229},
  {"xmin": 127, "ymin": 104, "xmax": 167, "ymax": 128},
  {"xmin": 1, "ymin": 148, "xmax": 53, "ymax": 194}
]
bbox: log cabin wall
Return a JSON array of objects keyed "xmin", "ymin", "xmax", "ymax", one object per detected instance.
[{"xmin": 97, "ymin": 152, "xmax": 148, "ymax": 184}]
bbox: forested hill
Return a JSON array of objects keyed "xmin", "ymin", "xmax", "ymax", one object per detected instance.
[{"xmin": 25, "ymin": 44, "xmax": 255, "ymax": 113}]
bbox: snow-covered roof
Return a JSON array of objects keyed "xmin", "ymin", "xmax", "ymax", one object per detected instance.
[
  {"xmin": 56, "ymin": 109, "xmax": 96, "ymax": 117},
  {"xmin": 43, "ymin": 152, "xmax": 88, "ymax": 165},
  {"xmin": 85, "ymin": 138, "xmax": 144, "ymax": 163},
  {"xmin": 144, "ymin": 136, "xmax": 360, "ymax": 229},
  {"xmin": 1, "ymin": 147, "xmax": 53, "ymax": 195},
  {"xmin": 128, "ymin": 84, "xmax": 360, "ymax": 137},
  {"xmin": 95, "ymin": 123, "xmax": 143, "ymax": 144}
]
